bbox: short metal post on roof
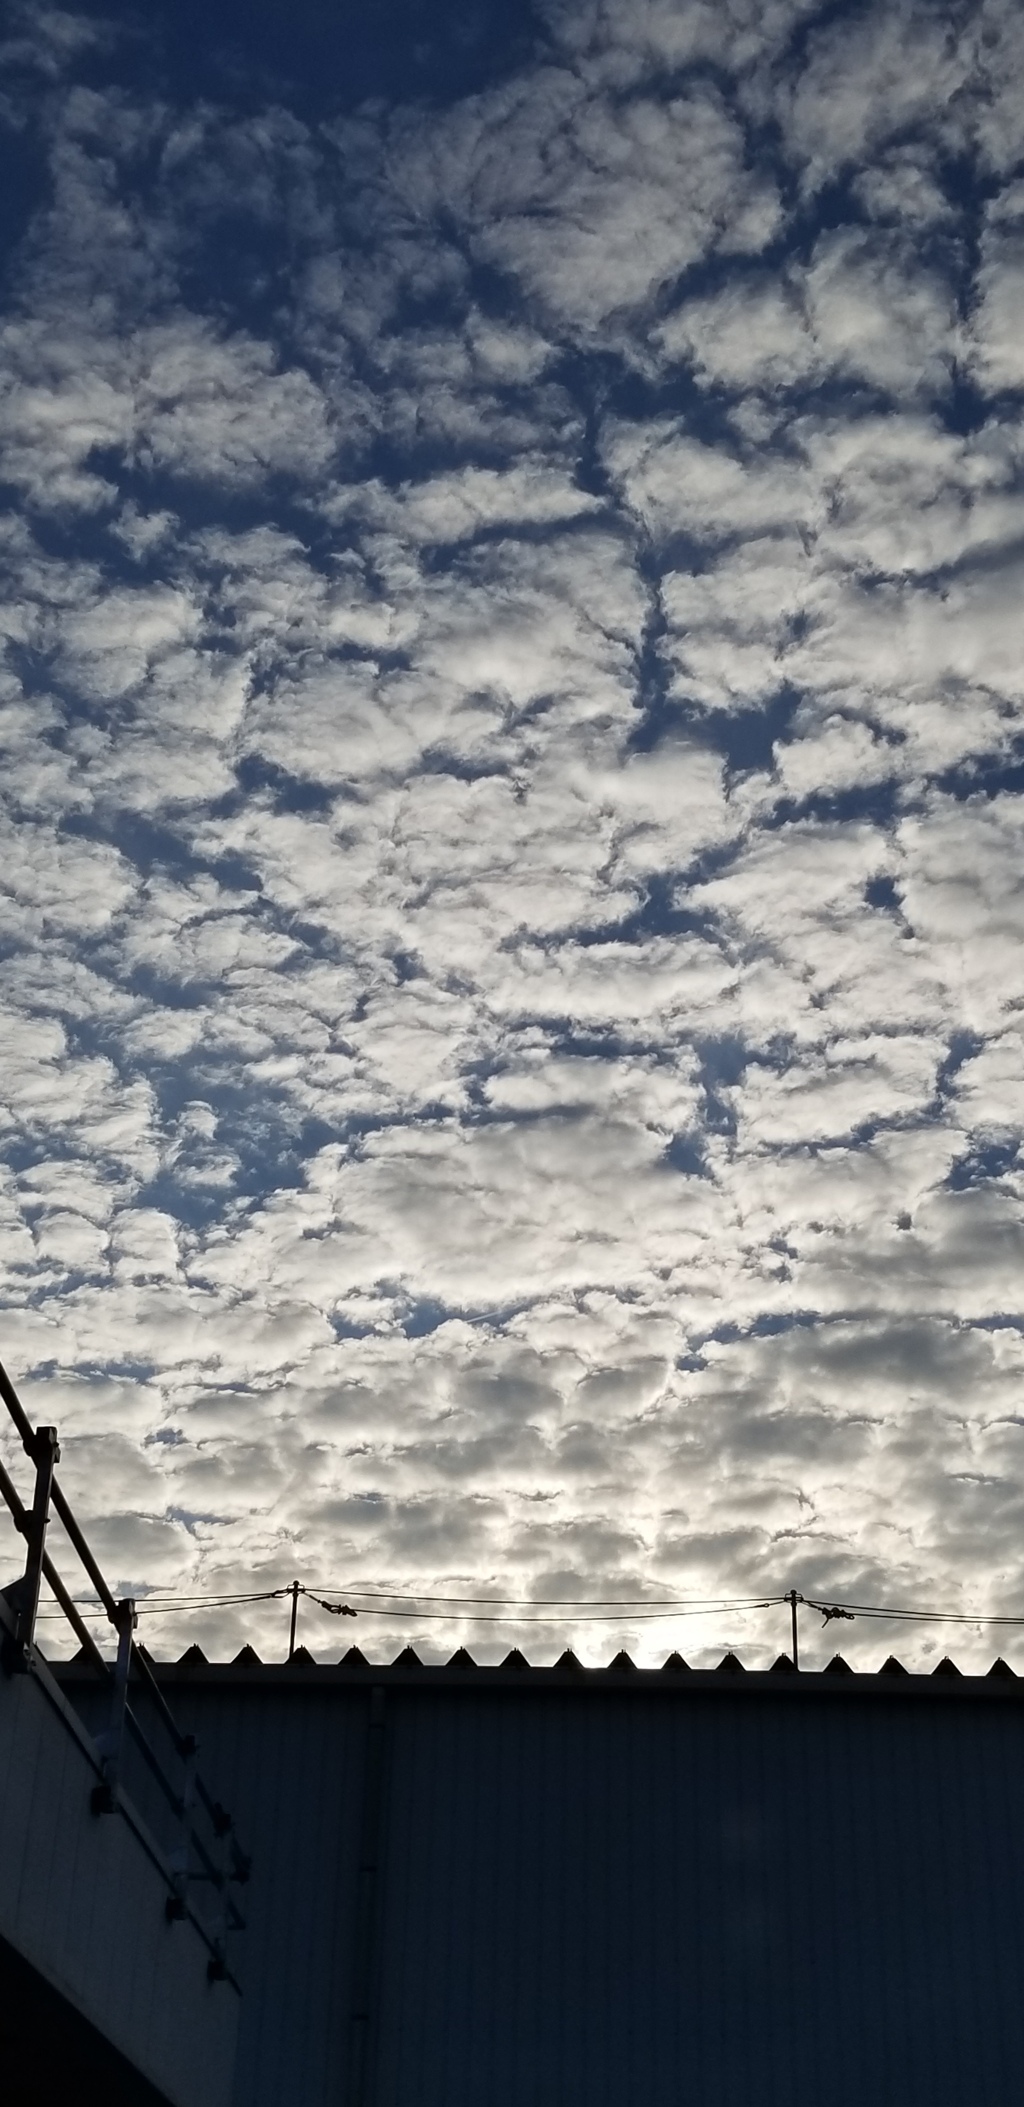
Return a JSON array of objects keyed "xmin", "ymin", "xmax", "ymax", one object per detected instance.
[
  {"xmin": 8, "ymin": 1423, "xmax": 60, "ymax": 1666},
  {"xmin": 786, "ymin": 1588, "xmax": 802, "ymax": 1671},
  {"xmin": 288, "ymin": 1578, "xmax": 300, "ymax": 1661},
  {"xmin": 91, "ymin": 1597, "xmax": 137, "ymax": 1813}
]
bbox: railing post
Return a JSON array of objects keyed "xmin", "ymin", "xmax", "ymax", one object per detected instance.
[
  {"xmin": 5, "ymin": 1424, "xmax": 60, "ymax": 1668},
  {"xmin": 91, "ymin": 1597, "xmax": 137, "ymax": 1813}
]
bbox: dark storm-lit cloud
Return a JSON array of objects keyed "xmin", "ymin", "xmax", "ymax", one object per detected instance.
[{"xmin": 2, "ymin": 0, "xmax": 1024, "ymax": 1670}]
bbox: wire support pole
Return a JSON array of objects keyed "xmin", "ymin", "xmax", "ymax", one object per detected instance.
[
  {"xmin": 786, "ymin": 1587, "xmax": 803, "ymax": 1671},
  {"xmin": 288, "ymin": 1578, "xmax": 300, "ymax": 1661}
]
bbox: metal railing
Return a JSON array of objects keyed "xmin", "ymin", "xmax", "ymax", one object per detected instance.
[{"xmin": 0, "ymin": 1353, "xmax": 250, "ymax": 1986}]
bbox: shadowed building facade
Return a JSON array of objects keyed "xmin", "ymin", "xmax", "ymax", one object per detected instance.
[{"xmin": 56, "ymin": 1646, "xmax": 1024, "ymax": 2107}]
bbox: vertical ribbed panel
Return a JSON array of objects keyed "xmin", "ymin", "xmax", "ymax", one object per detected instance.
[
  {"xmin": 368, "ymin": 1687, "xmax": 1024, "ymax": 2107},
  {"xmin": 173, "ymin": 1683, "xmax": 366, "ymax": 2107}
]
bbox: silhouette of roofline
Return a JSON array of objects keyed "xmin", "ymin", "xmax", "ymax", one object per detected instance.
[{"xmin": 53, "ymin": 1650, "xmax": 1023, "ymax": 1699}]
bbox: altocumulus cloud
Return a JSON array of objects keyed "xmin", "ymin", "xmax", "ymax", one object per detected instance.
[{"xmin": 2, "ymin": 0, "xmax": 1024, "ymax": 1668}]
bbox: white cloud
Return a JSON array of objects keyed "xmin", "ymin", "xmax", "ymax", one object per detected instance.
[
  {"xmin": 656, "ymin": 278, "xmax": 817, "ymax": 392},
  {"xmin": 374, "ymin": 68, "xmax": 780, "ymax": 334},
  {"xmin": 803, "ymin": 228, "xmax": 956, "ymax": 396},
  {"xmin": 783, "ymin": 4, "xmax": 972, "ymax": 194},
  {"xmin": 972, "ymin": 0, "xmax": 1024, "ymax": 177},
  {"xmin": 0, "ymin": 319, "xmax": 131, "ymax": 512},
  {"xmin": 605, "ymin": 420, "xmax": 814, "ymax": 543},
  {"xmin": 657, "ymin": 230, "xmax": 956, "ymax": 401},
  {"xmin": 136, "ymin": 322, "xmax": 339, "ymax": 488},
  {"xmin": 659, "ymin": 533, "xmax": 816, "ymax": 710},
  {"xmin": 338, "ymin": 462, "xmax": 602, "ymax": 544},
  {"xmin": 1, "ymin": 819, "xmax": 133, "ymax": 936},
  {"xmin": 730, "ymin": 1035, "xmax": 942, "ymax": 1150},
  {"xmin": 964, "ymin": 185, "xmax": 1024, "ymax": 393}
]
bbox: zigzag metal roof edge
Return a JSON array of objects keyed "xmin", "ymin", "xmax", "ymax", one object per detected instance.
[{"xmin": 51, "ymin": 1654, "xmax": 1024, "ymax": 1700}]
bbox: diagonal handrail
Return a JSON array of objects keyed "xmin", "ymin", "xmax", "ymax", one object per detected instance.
[{"xmin": 0, "ymin": 1452, "xmax": 109, "ymax": 1672}]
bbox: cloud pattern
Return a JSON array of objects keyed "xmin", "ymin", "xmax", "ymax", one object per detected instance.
[{"xmin": 3, "ymin": 0, "xmax": 1024, "ymax": 1668}]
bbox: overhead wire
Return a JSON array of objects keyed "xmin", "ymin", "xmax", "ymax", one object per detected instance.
[
  {"xmin": 32, "ymin": 1581, "xmax": 791, "ymax": 1617},
  {"xmin": 287, "ymin": 1585, "xmax": 1024, "ymax": 1627},
  {"xmin": 308, "ymin": 1586, "xmax": 787, "ymax": 1609},
  {"xmin": 23, "ymin": 1577, "xmax": 1024, "ymax": 1632},
  {"xmin": 105, "ymin": 1581, "xmax": 787, "ymax": 1609},
  {"xmin": 804, "ymin": 1595, "xmax": 1024, "ymax": 1627},
  {"xmin": 35, "ymin": 1588, "xmax": 785, "ymax": 1625},
  {"xmin": 303, "ymin": 1590, "xmax": 783, "ymax": 1624},
  {"xmin": 34, "ymin": 1586, "xmax": 289, "ymax": 1620}
]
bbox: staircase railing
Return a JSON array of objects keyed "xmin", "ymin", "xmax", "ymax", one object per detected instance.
[{"xmin": 0, "ymin": 1352, "xmax": 250, "ymax": 1986}]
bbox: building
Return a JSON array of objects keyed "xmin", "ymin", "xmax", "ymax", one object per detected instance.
[
  {"xmin": 53, "ymin": 1641, "xmax": 1024, "ymax": 2107},
  {"xmin": 3, "ymin": 1373, "xmax": 1022, "ymax": 2107}
]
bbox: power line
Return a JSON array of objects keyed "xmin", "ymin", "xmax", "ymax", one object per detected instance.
[
  {"xmin": 304, "ymin": 1586, "xmax": 789, "ymax": 1610},
  {"xmin": 115, "ymin": 1582, "xmax": 786, "ymax": 1609},
  {"xmin": 806, "ymin": 1596, "xmax": 1024, "ymax": 1627},
  {"xmin": 287, "ymin": 1585, "xmax": 1024, "ymax": 1627},
  {"xmin": 38, "ymin": 1591, "xmax": 783, "ymax": 1626},
  {"xmin": 33, "ymin": 1581, "xmax": 792, "ymax": 1617},
  {"xmin": 134, "ymin": 1590, "xmax": 287, "ymax": 1616},
  {"xmin": 305, "ymin": 1594, "xmax": 784, "ymax": 1625},
  {"xmin": 35, "ymin": 1587, "xmax": 288, "ymax": 1619},
  {"xmin": 28, "ymin": 1577, "xmax": 1024, "ymax": 1632}
]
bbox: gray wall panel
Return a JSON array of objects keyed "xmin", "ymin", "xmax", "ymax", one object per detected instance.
[
  {"xmin": 170, "ymin": 1682, "xmax": 368, "ymax": 2107},
  {"xmin": 357, "ymin": 1683, "xmax": 1024, "ymax": 2107}
]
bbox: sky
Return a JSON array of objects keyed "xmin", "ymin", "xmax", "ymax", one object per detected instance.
[{"xmin": 2, "ymin": 0, "xmax": 1024, "ymax": 1670}]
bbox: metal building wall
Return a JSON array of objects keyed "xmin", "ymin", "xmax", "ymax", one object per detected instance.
[{"xmin": 60, "ymin": 1658, "xmax": 1024, "ymax": 2107}]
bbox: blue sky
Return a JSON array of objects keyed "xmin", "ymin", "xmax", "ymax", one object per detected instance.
[{"xmin": 3, "ymin": 0, "xmax": 1024, "ymax": 1667}]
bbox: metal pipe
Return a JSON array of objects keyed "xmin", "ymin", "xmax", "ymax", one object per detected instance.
[
  {"xmin": 125, "ymin": 1703, "xmax": 193, "ymax": 1821},
  {"xmin": 41, "ymin": 1560, "xmax": 109, "ymax": 1673},
  {"xmin": 92, "ymin": 1598, "xmax": 136, "ymax": 1813},
  {"xmin": 15, "ymin": 1426, "xmax": 60, "ymax": 1654},
  {"xmin": 0, "ymin": 1351, "xmax": 37, "ymax": 1448},
  {"xmin": 48, "ymin": 1478, "xmax": 119, "ymax": 1622},
  {"xmin": 0, "ymin": 1350, "xmax": 119, "ymax": 1622},
  {"xmin": 0, "ymin": 1454, "xmax": 109, "ymax": 1675},
  {"xmin": 130, "ymin": 1640, "xmax": 196, "ymax": 1759}
]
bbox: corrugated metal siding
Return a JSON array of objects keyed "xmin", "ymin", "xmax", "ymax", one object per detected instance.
[
  {"xmin": 368, "ymin": 1685, "xmax": 1024, "ymax": 2107},
  {"xmin": 58, "ymin": 1665, "xmax": 1024, "ymax": 2107},
  {"xmin": 174, "ymin": 1683, "xmax": 367, "ymax": 2107}
]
